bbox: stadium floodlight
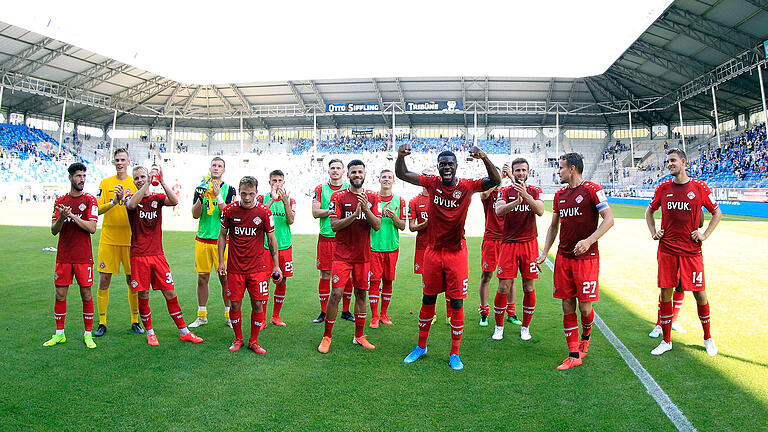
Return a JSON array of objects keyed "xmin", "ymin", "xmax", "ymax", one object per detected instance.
[{"xmin": 4, "ymin": 0, "xmax": 672, "ymax": 84}]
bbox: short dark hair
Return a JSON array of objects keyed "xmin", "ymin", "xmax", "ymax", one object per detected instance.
[
  {"xmin": 269, "ymin": 169, "xmax": 284, "ymax": 178},
  {"xmin": 511, "ymin": 158, "xmax": 529, "ymax": 170},
  {"xmin": 347, "ymin": 159, "xmax": 365, "ymax": 170},
  {"xmin": 328, "ymin": 158, "xmax": 343, "ymax": 168},
  {"xmin": 239, "ymin": 176, "xmax": 258, "ymax": 189},
  {"xmin": 437, "ymin": 150, "xmax": 457, "ymax": 161},
  {"xmin": 559, "ymin": 153, "xmax": 584, "ymax": 174},
  {"xmin": 667, "ymin": 148, "xmax": 687, "ymax": 160},
  {"xmin": 68, "ymin": 162, "xmax": 87, "ymax": 176},
  {"xmin": 211, "ymin": 156, "xmax": 226, "ymax": 168},
  {"xmin": 380, "ymin": 169, "xmax": 393, "ymax": 177},
  {"xmin": 113, "ymin": 148, "xmax": 128, "ymax": 158}
]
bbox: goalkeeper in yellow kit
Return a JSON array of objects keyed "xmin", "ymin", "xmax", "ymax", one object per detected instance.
[{"xmin": 93, "ymin": 148, "xmax": 143, "ymax": 336}]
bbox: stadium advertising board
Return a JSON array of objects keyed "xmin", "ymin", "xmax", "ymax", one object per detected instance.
[
  {"xmin": 405, "ymin": 101, "xmax": 464, "ymax": 112},
  {"xmin": 325, "ymin": 102, "xmax": 381, "ymax": 113}
]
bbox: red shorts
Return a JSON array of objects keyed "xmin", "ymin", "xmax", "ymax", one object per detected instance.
[
  {"xmin": 414, "ymin": 248, "xmax": 425, "ymax": 274},
  {"xmin": 481, "ymin": 239, "xmax": 502, "ymax": 272},
  {"xmin": 130, "ymin": 255, "xmax": 175, "ymax": 292},
  {"xmin": 371, "ymin": 250, "xmax": 398, "ymax": 281},
  {"xmin": 264, "ymin": 247, "xmax": 294, "ymax": 279},
  {"xmin": 316, "ymin": 236, "xmax": 335, "ymax": 271},
  {"xmin": 54, "ymin": 262, "xmax": 93, "ymax": 287},
  {"xmin": 657, "ymin": 250, "xmax": 705, "ymax": 291},
  {"xmin": 226, "ymin": 272, "xmax": 269, "ymax": 302},
  {"xmin": 553, "ymin": 253, "xmax": 599, "ymax": 302},
  {"xmin": 422, "ymin": 241, "xmax": 469, "ymax": 300},
  {"xmin": 332, "ymin": 261, "xmax": 370, "ymax": 291},
  {"xmin": 497, "ymin": 240, "xmax": 540, "ymax": 280}
]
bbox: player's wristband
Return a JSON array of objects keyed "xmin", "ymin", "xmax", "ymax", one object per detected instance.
[{"xmin": 216, "ymin": 193, "xmax": 224, "ymax": 205}]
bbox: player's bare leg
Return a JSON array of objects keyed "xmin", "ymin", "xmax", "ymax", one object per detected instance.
[
  {"xmin": 478, "ymin": 271, "xmax": 492, "ymax": 327},
  {"xmin": 652, "ymin": 287, "xmax": 674, "ymax": 355},
  {"xmin": 314, "ymin": 270, "xmax": 332, "ymax": 323},
  {"xmin": 492, "ymin": 278, "xmax": 512, "ymax": 340},
  {"xmin": 692, "ymin": 290, "xmax": 716, "ymax": 356},
  {"xmin": 520, "ymin": 278, "xmax": 536, "ymax": 341},
  {"xmin": 557, "ymin": 298, "xmax": 584, "ymax": 370},
  {"xmin": 318, "ymin": 285, "xmax": 342, "ymax": 353},
  {"xmin": 352, "ymin": 287, "xmax": 374, "ymax": 349}
]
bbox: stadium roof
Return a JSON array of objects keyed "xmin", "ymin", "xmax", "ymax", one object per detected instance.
[{"xmin": 0, "ymin": 0, "xmax": 766, "ymax": 131}]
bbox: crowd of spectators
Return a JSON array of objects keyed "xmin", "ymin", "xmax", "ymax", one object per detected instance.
[
  {"xmin": 602, "ymin": 139, "xmax": 630, "ymax": 161},
  {"xmin": 291, "ymin": 135, "xmax": 513, "ymax": 155},
  {"xmin": 689, "ymin": 123, "xmax": 767, "ymax": 181}
]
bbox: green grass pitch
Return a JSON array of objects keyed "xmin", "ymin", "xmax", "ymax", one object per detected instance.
[{"xmin": 0, "ymin": 214, "xmax": 766, "ymax": 430}]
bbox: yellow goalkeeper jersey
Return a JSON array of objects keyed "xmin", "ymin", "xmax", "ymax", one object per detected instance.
[{"xmin": 97, "ymin": 175, "xmax": 137, "ymax": 246}]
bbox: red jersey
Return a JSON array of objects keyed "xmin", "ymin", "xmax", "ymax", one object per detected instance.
[
  {"xmin": 419, "ymin": 175, "xmax": 484, "ymax": 250},
  {"xmin": 498, "ymin": 184, "xmax": 542, "ymax": 243},
  {"xmin": 52, "ymin": 193, "xmax": 98, "ymax": 264},
  {"xmin": 127, "ymin": 193, "xmax": 166, "ymax": 257},
  {"xmin": 553, "ymin": 181, "xmax": 609, "ymax": 259},
  {"xmin": 329, "ymin": 189, "xmax": 380, "ymax": 263},
  {"xmin": 408, "ymin": 193, "xmax": 430, "ymax": 251},
  {"xmin": 482, "ymin": 191, "xmax": 504, "ymax": 241},
  {"xmin": 220, "ymin": 202, "xmax": 275, "ymax": 274},
  {"xmin": 649, "ymin": 178, "xmax": 718, "ymax": 256}
]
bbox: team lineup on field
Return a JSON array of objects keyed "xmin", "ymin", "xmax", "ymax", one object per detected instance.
[{"xmin": 45, "ymin": 143, "xmax": 722, "ymax": 371}]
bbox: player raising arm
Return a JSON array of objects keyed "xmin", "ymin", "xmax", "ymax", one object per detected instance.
[
  {"xmin": 537, "ymin": 153, "xmax": 613, "ymax": 371},
  {"xmin": 397, "ymin": 143, "xmax": 500, "ymax": 371},
  {"xmin": 44, "ymin": 163, "xmax": 99, "ymax": 349}
]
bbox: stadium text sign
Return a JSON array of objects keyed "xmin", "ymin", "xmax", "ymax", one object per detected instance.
[
  {"xmin": 326, "ymin": 102, "xmax": 381, "ymax": 113},
  {"xmin": 405, "ymin": 101, "xmax": 464, "ymax": 112}
]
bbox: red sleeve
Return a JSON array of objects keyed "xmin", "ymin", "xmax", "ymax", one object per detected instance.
[
  {"xmin": 312, "ymin": 185, "xmax": 322, "ymax": 203},
  {"xmin": 497, "ymin": 186, "xmax": 508, "ymax": 203},
  {"xmin": 328, "ymin": 192, "xmax": 341, "ymax": 219},
  {"xmin": 369, "ymin": 192, "xmax": 381, "ymax": 217},
  {"xmin": 264, "ymin": 207, "xmax": 275, "ymax": 233},
  {"xmin": 553, "ymin": 190, "xmax": 561, "ymax": 211},
  {"xmin": 408, "ymin": 198, "xmax": 415, "ymax": 219},
  {"xmin": 418, "ymin": 175, "xmax": 435, "ymax": 190},
  {"xmin": 220, "ymin": 205, "xmax": 231, "ymax": 229},
  {"xmin": 648, "ymin": 184, "xmax": 663, "ymax": 211},
  {"xmin": 86, "ymin": 195, "xmax": 99, "ymax": 221},
  {"xmin": 699, "ymin": 182, "xmax": 718, "ymax": 212},
  {"xmin": 156, "ymin": 193, "xmax": 168, "ymax": 207},
  {"xmin": 399, "ymin": 197, "xmax": 406, "ymax": 220},
  {"xmin": 52, "ymin": 197, "xmax": 61, "ymax": 222},
  {"xmin": 472, "ymin": 178, "xmax": 485, "ymax": 193},
  {"xmin": 290, "ymin": 198, "xmax": 296, "ymax": 213},
  {"xmin": 530, "ymin": 186, "xmax": 542, "ymax": 200},
  {"xmin": 587, "ymin": 183, "xmax": 609, "ymax": 212}
]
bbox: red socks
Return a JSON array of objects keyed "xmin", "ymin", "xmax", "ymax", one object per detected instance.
[
  {"xmin": 449, "ymin": 306, "xmax": 464, "ymax": 355},
  {"xmin": 369, "ymin": 280, "xmax": 381, "ymax": 318},
  {"xmin": 165, "ymin": 296, "xmax": 186, "ymax": 329},
  {"xmin": 697, "ymin": 303, "xmax": 711, "ymax": 339},
  {"xmin": 493, "ymin": 292, "xmax": 508, "ymax": 326},
  {"xmin": 417, "ymin": 303, "xmax": 436, "ymax": 348},
  {"xmin": 138, "ymin": 297, "xmax": 153, "ymax": 331},
  {"xmin": 272, "ymin": 282, "xmax": 286, "ymax": 318},
  {"xmin": 672, "ymin": 290, "xmax": 685, "ymax": 322},
  {"xmin": 342, "ymin": 280, "xmax": 353, "ymax": 313},
  {"xmin": 659, "ymin": 300, "xmax": 673, "ymax": 343},
  {"xmin": 83, "ymin": 299, "xmax": 94, "ymax": 332},
  {"xmin": 522, "ymin": 291, "xmax": 536, "ymax": 328},
  {"xmin": 318, "ymin": 279, "xmax": 330, "ymax": 313},
  {"xmin": 250, "ymin": 310, "xmax": 265, "ymax": 344},
  {"xmin": 230, "ymin": 310, "xmax": 243, "ymax": 340},
  {"xmin": 380, "ymin": 280, "xmax": 393, "ymax": 316},
  {"xmin": 324, "ymin": 317, "xmax": 336, "ymax": 338},
  {"xmin": 507, "ymin": 301, "xmax": 517, "ymax": 317},
  {"xmin": 563, "ymin": 313, "xmax": 579, "ymax": 353},
  {"xmin": 581, "ymin": 308, "xmax": 594, "ymax": 339},
  {"xmin": 354, "ymin": 312, "xmax": 366, "ymax": 338},
  {"xmin": 54, "ymin": 299, "xmax": 66, "ymax": 330}
]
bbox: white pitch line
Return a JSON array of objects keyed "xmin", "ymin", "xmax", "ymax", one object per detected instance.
[{"xmin": 542, "ymin": 256, "xmax": 697, "ymax": 432}]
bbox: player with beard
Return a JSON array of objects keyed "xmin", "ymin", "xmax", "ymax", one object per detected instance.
[
  {"xmin": 311, "ymin": 159, "xmax": 355, "ymax": 323},
  {"xmin": 537, "ymin": 153, "xmax": 613, "ymax": 370},
  {"xmin": 44, "ymin": 163, "xmax": 99, "ymax": 349},
  {"xmin": 397, "ymin": 145, "xmax": 501, "ymax": 371},
  {"xmin": 317, "ymin": 160, "xmax": 381, "ymax": 353},
  {"xmin": 645, "ymin": 148, "xmax": 721, "ymax": 356},
  {"xmin": 492, "ymin": 158, "xmax": 544, "ymax": 341}
]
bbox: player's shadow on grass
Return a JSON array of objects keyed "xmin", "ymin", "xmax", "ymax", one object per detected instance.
[{"xmin": 675, "ymin": 342, "xmax": 768, "ymax": 368}]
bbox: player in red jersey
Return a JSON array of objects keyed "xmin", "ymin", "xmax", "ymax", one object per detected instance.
[
  {"xmin": 397, "ymin": 144, "xmax": 501, "ymax": 371},
  {"xmin": 537, "ymin": 153, "xmax": 614, "ymax": 370},
  {"xmin": 43, "ymin": 163, "xmax": 99, "ymax": 349},
  {"xmin": 645, "ymin": 148, "xmax": 722, "ymax": 356},
  {"xmin": 311, "ymin": 159, "xmax": 355, "ymax": 323},
  {"xmin": 317, "ymin": 159, "xmax": 381, "ymax": 353},
  {"xmin": 125, "ymin": 165, "xmax": 204, "ymax": 346},
  {"xmin": 408, "ymin": 170, "xmax": 441, "ymax": 325},
  {"xmin": 218, "ymin": 176, "xmax": 282, "ymax": 354},
  {"xmin": 492, "ymin": 158, "xmax": 544, "ymax": 341},
  {"xmin": 477, "ymin": 167, "xmax": 504, "ymax": 327}
]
